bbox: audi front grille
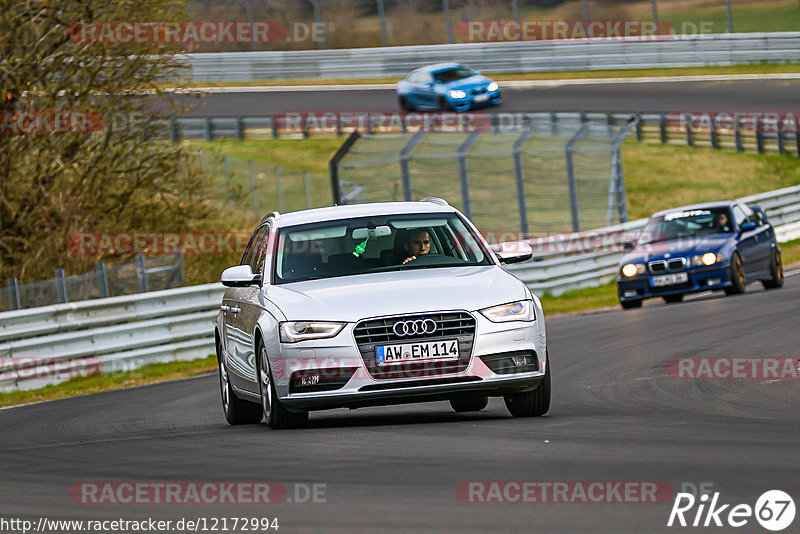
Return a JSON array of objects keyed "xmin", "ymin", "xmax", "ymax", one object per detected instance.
[{"xmin": 353, "ymin": 312, "xmax": 476, "ymax": 379}]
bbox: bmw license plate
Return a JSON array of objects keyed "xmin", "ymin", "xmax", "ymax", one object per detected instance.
[
  {"xmin": 650, "ymin": 272, "xmax": 689, "ymax": 287},
  {"xmin": 473, "ymin": 93, "xmax": 490, "ymax": 103},
  {"xmin": 376, "ymin": 340, "xmax": 459, "ymax": 366}
]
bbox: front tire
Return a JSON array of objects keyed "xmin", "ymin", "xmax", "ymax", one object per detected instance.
[
  {"xmin": 450, "ymin": 395, "xmax": 488, "ymax": 413},
  {"xmin": 257, "ymin": 341, "xmax": 308, "ymax": 429},
  {"xmin": 439, "ymin": 96, "xmax": 451, "ymax": 111},
  {"xmin": 218, "ymin": 343, "xmax": 262, "ymax": 425},
  {"xmin": 762, "ymin": 249, "xmax": 784, "ymax": 289},
  {"xmin": 724, "ymin": 252, "xmax": 746, "ymax": 295},
  {"xmin": 399, "ymin": 96, "xmax": 412, "ymax": 111},
  {"xmin": 504, "ymin": 352, "xmax": 551, "ymax": 417}
]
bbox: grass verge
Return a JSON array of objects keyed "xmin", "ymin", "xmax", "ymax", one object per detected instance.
[{"xmin": 0, "ymin": 356, "xmax": 217, "ymax": 409}]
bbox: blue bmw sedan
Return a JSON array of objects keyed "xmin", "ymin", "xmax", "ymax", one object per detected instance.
[
  {"xmin": 617, "ymin": 201, "xmax": 784, "ymax": 309},
  {"xmin": 396, "ymin": 63, "xmax": 501, "ymax": 112}
]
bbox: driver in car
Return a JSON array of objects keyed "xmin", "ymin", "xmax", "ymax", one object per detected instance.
[
  {"xmin": 402, "ymin": 229, "xmax": 431, "ymax": 264},
  {"xmin": 714, "ymin": 211, "xmax": 732, "ymax": 232}
]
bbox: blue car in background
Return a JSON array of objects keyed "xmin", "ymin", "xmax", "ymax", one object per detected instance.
[
  {"xmin": 396, "ymin": 63, "xmax": 501, "ymax": 112},
  {"xmin": 617, "ymin": 201, "xmax": 784, "ymax": 309}
]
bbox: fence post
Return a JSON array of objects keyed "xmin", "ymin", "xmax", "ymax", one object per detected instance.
[
  {"xmin": 635, "ymin": 114, "xmax": 643, "ymax": 141},
  {"xmin": 756, "ymin": 117, "xmax": 765, "ymax": 154},
  {"xmin": 442, "ymin": 0, "xmax": 454, "ymax": 44},
  {"xmin": 377, "ymin": 0, "xmax": 389, "ymax": 46},
  {"xmin": 304, "ymin": 171, "xmax": 312, "ymax": 208},
  {"xmin": 328, "ymin": 131, "xmax": 361, "ymax": 205},
  {"xmin": 735, "ymin": 116, "xmax": 744, "ymax": 152},
  {"xmin": 96, "ymin": 262, "xmax": 109, "ymax": 298},
  {"xmin": 457, "ymin": 131, "xmax": 481, "ymax": 221},
  {"xmin": 513, "ymin": 129, "xmax": 535, "ymax": 238},
  {"xmin": 169, "ymin": 118, "xmax": 180, "ymax": 143},
  {"xmin": 249, "ymin": 160, "xmax": 260, "ymax": 217},
  {"xmin": 275, "ymin": 166, "xmax": 285, "ymax": 212},
  {"xmin": 777, "ymin": 123, "xmax": 786, "ymax": 155},
  {"xmin": 135, "ymin": 255, "xmax": 148, "ymax": 293},
  {"xmin": 709, "ymin": 119, "xmax": 719, "ymax": 149},
  {"xmin": 235, "ymin": 117, "xmax": 244, "ymax": 140},
  {"xmin": 203, "ymin": 117, "xmax": 212, "ymax": 141},
  {"xmin": 399, "ymin": 131, "xmax": 425, "ymax": 201},
  {"xmin": 659, "ymin": 113, "xmax": 667, "ymax": 144},
  {"xmin": 685, "ymin": 121, "xmax": 694, "ymax": 147},
  {"xmin": 609, "ymin": 119, "xmax": 637, "ymax": 225},
  {"xmin": 55, "ymin": 269, "xmax": 68, "ymax": 304},
  {"xmin": 565, "ymin": 124, "xmax": 590, "ymax": 233},
  {"xmin": 308, "ymin": 0, "xmax": 326, "ymax": 49},
  {"xmin": 224, "ymin": 155, "xmax": 233, "ymax": 208},
  {"xmin": 7, "ymin": 278, "xmax": 21, "ymax": 310},
  {"xmin": 175, "ymin": 251, "xmax": 185, "ymax": 287},
  {"xmin": 725, "ymin": 0, "xmax": 734, "ymax": 33}
]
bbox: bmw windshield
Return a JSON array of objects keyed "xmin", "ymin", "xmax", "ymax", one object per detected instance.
[
  {"xmin": 273, "ymin": 213, "xmax": 493, "ymax": 284},
  {"xmin": 432, "ymin": 67, "xmax": 475, "ymax": 83},
  {"xmin": 638, "ymin": 207, "xmax": 734, "ymax": 245}
]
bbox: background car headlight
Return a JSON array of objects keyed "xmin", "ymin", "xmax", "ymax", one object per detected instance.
[
  {"xmin": 621, "ymin": 263, "xmax": 646, "ymax": 277},
  {"xmin": 480, "ymin": 300, "xmax": 535, "ymax": 322},
  {"xmin": 487, "ymin": 81, "xmax": 499, "ymax": 92},
  {"xmin": 448, "ymin": 90, "xmax": 466, "ymax": 99},
  {"xmin": 279, "ymin": 321, "xmax": 345, "ymax": 343}
]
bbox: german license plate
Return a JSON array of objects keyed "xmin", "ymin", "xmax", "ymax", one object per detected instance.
[
  {"xmin": 473, "ymin": 93, "xmax": 490, "ymax": 103},
  {"xmin": 376, "ymin": 340, "xmax": 459, "ymax": 366},
  {"xmin": 651, "ymin": 272, "xmax": 688, "ymax": 287}
]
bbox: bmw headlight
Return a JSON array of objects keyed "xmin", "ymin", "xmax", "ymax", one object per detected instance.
[
  {"xmin": 487, "ymin": 81, "xmax": 499, "ymax": 92},
  {"xmin": 279, "ymin": 321, "xmax": 345, "ymax": 343},
  {"xmin": 621, "ymin": 263, "xmax": 646, "ymax": 277},
  {"xmin": 691, "ymin": 253, "xmax": 725, "ymax": 266},
  {"xmin": 448, "ymin": 90, "xmax": 467, "ymax": 99},
  {"xmin": 480, "ymin": 300, "xmax": 535, "ymax": 323}
]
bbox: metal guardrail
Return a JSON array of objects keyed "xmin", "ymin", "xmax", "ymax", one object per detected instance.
[
  {"xmin": 2, "ymin": 185, "xmax": 798, "ymax": 392},
  {"xmin": 183, "ymin": 32, "xmax": 800, "ymax": 81},
  {"xmin": 506, "ymin": 185, "xmax": 800, "ymax": 296}
]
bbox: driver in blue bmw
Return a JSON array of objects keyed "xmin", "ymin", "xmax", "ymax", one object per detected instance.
[{"xmin": 402, "ymin": 229, "xmax": 431, "ymax": 264}]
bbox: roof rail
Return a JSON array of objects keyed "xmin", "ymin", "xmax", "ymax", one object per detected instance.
[{"xmin": 420, "ymin": 197, "xmax": 450, "ymax": 206}]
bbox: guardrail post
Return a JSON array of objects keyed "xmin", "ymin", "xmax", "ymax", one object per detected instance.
[
  {"xmin": 659, "ymin": 113, "xmax": 667, "ymax": 144},
  {"xmin": 550, "ymin": 112, "xmax": 559, "ymax": 135},
  {"xmin": 169, "ymin": 118, "xmax": 180, "ymax": 143},
  {"xmin": 304, "ymin": 171, "xmax": 312, "ymax": 208},
  {"xmin": 96, "ymin": 262, "xmax": 109, "ymax": 298},
  {"xmin": 235, "ymin": 117, "xmax": 244, "ymax": 140},
  {"xmin": 175, "ymin": 251, "xmax": 185, "ymax": 286},
  {"xmin": 249, "ymin": 160, "xmax": 260, "ymax": 217},
  {"xmin": 7, "ymin": 278, "xmax": 21, "ymax": 310},
  {"xmin": 399, "ymin": 131, "xmax": 425, "ymax": 201},
  {"xmin": 565, "ymin": 124, "xmax": 590, "ymax": 232},
  {"xmin": 457, "ymin": 131, "xmax": 481, "ymax": 221},
  {"xmin": 685, "ymin": 122, "xmax": 694, "ymax": 147},
  {"xmin": 709, "ymin": 119, "xmax": 719, "ymax": 149},
  {"xmin": 271, "ymin": 116, "xmax": 279, "ymax": 139},
  {"xmin": 276, "ymin": 166, "xmax": 285, "ymax": 212},
  {"xmin": 55, "ymin": 269, "xmax": 68, "ymax": 303},
  {"xmin": 513, "ymin": 129, "xmax": 535, "ymax": 238},
  {"xmin": 635, "ymin": 114, "xmax": 643, "ymax": 141},
  {"xmin": 796, "ymin": 131, "xmax": 800, "ymax": 157},
  {"xmin": 777, "ymin": 129, "xmax": 786, "ymax": 155},
  {"xmin": 203, "ymin": 118, "xmax": 212, "ymax": 141},
  {"xmin": 224, "ymin": 155, "xmax": 233, "ymax": 208},
  {"xmin": 735, "ymin": 116, "xmax": 743, "ymax": 152},
  {"xmin": 756, "ymin": 117, "xmax": 765, "ymax": 154},
  {"xmin": 135, "ymin": 255, "xmax": 148, "ymax": 293}
]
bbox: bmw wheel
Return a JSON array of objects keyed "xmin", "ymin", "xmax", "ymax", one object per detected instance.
[
  {"xmin": 218, "ymin": 341, "xmax": 262, "ymax": 425},
  {"xmin": 762, "ymin": 249, "xmax": 784, "ymax": 289},
  {"xmin": 399, "ymin": 96, "xmax": 413, "ymax": 111},
  {"xmin": 504, "ymin": 351, "xmax": 550, "ymax": 417},
  {"xmin": 257, "ymin": 340, "xmax": 308, "ymax": 429},
  {"xmin": 439, "ymin": 96, "xmax": 451, "ymax": 111},
  {"xmin": 724, "ymin": 252, "xmax": 746, "ymax": 295}
]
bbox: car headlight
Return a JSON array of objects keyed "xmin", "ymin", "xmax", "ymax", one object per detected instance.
[
  {"xmin": 448, "ymin": 90, "xmax": 466, "ymax": 99},
  {"xmin": 691, "ymin": 253, "xmax": 725, "ymax": 266},
  {"xmin": 487, "ymin": 81, "xmax": 498, "ymax": 92},
  {"xmin": 279, "ymin": 321, "xmax": 346, "ymax": 343},
  {"xmin": 480, "ymin": 300, "xmax": 535, "ymax": 323},
  {"xmin": 621, "ymin": 263, "xmax": 646, "ymax": 277}
]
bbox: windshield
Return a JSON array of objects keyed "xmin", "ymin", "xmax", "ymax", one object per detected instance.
[
  {"xmin": 638, "ymin": 207, "xmax": 734, "ymax": 245},
  {"xmin": 432, "ymin": 67, "xmax": 474, "ymax": 83},
  {"xmin": 273, "ymin": 213, "xmax": 493, "ymax": 284}
]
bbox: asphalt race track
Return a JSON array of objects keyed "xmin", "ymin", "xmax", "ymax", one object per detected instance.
[
  {"xmin": 183, "ymin": 78, "xmax": 800, "ymax": 116},
  {"xmin": 1, "ymin": 275, "xmax": 798, "ymax": 533}
]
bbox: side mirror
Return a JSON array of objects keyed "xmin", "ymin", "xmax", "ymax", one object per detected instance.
[
  {"xmin": 622, "ymin": 240, "xmax": 636, "ymax": 252},
  {"xmin": 739, "ymin": 222, "xmax": 756, "ymax": 232},
  {"xmin": 221, "ymin": 265, "xmax": 262, "ymax": 287},
  {"xmin": 494, "ymin": 241, "xmax": 533, "ymax": 264},
  {"xmin": 752, "ymin": 206, "xmax": 767, "ymax": 224}
]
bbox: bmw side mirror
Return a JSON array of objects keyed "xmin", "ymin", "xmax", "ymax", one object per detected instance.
[
  {"xmin": 739, "ymin": 222, "xmax": 756, "ymax": 232},
  {"xmin": 494, "ymin": 241, "xmax": 533, "ymax": 264},
  {"xmin": 622, "ymin": 240, "xmax": 636, "ymax": 252},
  {"xmin": 752, "ymin": 206, "xmax": 767, "ymax": 224},
  {"xmin": 221, "ymin": 265, "xmax": 262, "ymax": 287}
]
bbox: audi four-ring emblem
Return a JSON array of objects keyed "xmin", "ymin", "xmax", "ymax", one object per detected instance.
[{"xmin": 392, "ymin": 319, "xmax": 437, "ymax": 336}]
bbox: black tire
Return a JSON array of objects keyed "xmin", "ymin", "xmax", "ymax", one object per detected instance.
[
  {"xmin": 450, "ymin": 395, "xmax": 489, "ymax": 413},
  {"xmin": 620, "ymin": 299, "xmax": 643, "ymax": 309},
  {"xmin": 399, "ymin": 96, "xmax": 412, "ymax": 111},
  {"xmin": 724, "ymin": 252, "xmax": 746, "ymax": 295},
  {"xmin": 504, "ymin": 352, "xmax": 551, "ymax": 418},
  {"xmin": 663, "ymin": 294, "xmax": 683, "ymax": 304},
  {"xmin": 257, "ymin": 340, "xmax": 308, "ymax": 429},
  {"xmin": 762, "ymin": 249, "xmax": 784, "ymax": 289},
  {"xmin": 218, "ymin": 342, "xmax": 262, "ymax": 425},
  {"xmin": 438, "ymin": 96, "xmax": 451, "ymax": 111}
]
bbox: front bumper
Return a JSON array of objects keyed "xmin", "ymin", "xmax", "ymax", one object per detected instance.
[
  {"xmin": 617, "ymin": 263, "xmax": 731, "ymax": 301},
  {"xmin": 449, "ymin": 91, "xmax": 502, "ymax": 112},
  {"xmin": 271, "ymin": 312, "xmax": 545, "ymax": 411}
]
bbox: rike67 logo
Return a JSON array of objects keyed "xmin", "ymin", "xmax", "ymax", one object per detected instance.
[{"xmin": 668, "ymin": 490, "xmax": 795, "ymax": 531}]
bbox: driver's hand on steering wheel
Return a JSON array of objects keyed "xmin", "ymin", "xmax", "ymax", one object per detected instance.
[{"xmin": 402, "ymin": 256, "xmax": 417, "ymax": 265}]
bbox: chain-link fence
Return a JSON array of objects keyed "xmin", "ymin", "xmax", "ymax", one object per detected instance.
[
  {"xmin": 334, "ymin": 114, "xmax": 635, "ymax": 236},
  {"xmin": 0, "ymin": 254, "xmax": 184, "ymax": 312}
]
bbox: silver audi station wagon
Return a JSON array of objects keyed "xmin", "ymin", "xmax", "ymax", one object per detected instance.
[{"xmin": 215, "ymin": 198, "xmax": 550, "ymax": 428}]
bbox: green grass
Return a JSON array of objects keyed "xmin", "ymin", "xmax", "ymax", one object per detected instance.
[
  {"xmin": 539, "ymin": 283, "xmax": 619, "ymax": 315},
  {"xmin": 781, "ymin": 238, "xmax": 800, "ymax": 266},
  {"xmin": 0, "ymin": 356, "xmax": 217, "ymax": 408}
]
